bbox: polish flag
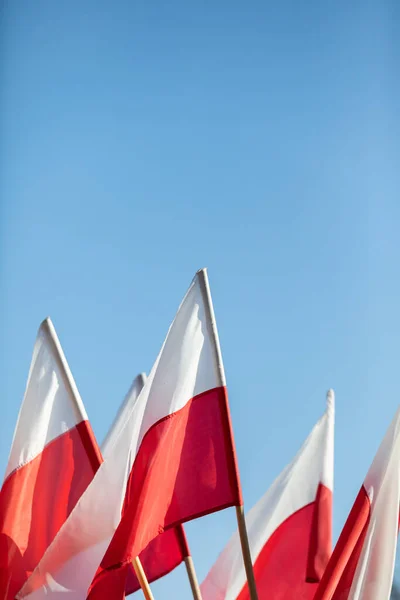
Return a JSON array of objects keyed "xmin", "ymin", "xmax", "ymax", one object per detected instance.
[
  {"xmin": 19, "ymin": 268, "xmax": 242, "ymax": 600},
  {"xmin": 0, "ymin": 319, "xmax": 101, "ymax": 600},
  {"xmin": 201, "ymin": 390, "xmax": 335, "ymax": 600},
  {"xmin": 101, "ymin": 373, "xmax": 191, "ymax": 596},
  {"xmin": 314, "ymin": 405, "xmax": 400, "ymax": 600}
]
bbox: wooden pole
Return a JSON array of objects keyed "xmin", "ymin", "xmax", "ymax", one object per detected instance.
[
  {"xmin": 197, "ymin": 270, "xmax": 259, "ymax": 600},
  {"xmin": 184, "ymin": 556, "xmax": 203, "ymax": 600},
  {"xmin": 236, "ymin": 506, "xmax": 259, "ymax": 600},
  {"xmin": 132, "ymin": 557, "xmax": 155, "ymax": 600}
]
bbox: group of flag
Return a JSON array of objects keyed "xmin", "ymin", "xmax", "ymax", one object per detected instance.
[{"xmin": 0, "ymin": 268, "xmax": 399, "ymax": 600}]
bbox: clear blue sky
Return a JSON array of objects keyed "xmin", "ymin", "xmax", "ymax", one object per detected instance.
[{"xmin": 1, "ymin": 1, "xmax": 399, "ymax": 597}]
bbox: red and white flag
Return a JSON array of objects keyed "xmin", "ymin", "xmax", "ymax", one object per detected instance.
[
  {"xmin": 201, "ymin": 390, "xmax": 335, "ymax": 600},
  {"xmin": 0, "ymin": 319, "xmax": 101, "ymax": 600},
  {"xmin": 101, "ymin": 373, "xmax": 191, "ymax": 596},
  {"xmin": 19, "ymin": 268, "xmax": 242, "ymax": 600},
  {"xmin": 100, "ymin": 374, "xmax": 147, "ymax": 458},
  {"xmin": 314, "ymin": 405, "xmax": 400, "ymax": 600}
]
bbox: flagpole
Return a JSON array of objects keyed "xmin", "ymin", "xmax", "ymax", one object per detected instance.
[
  {"xmin": 235, "ymin": 506, "xmax": 259, "ymax": 600},
  {"xmin": 42, "ymin": 318, "xmax": 88, "ymax": 417},
  {"xmin": 197, "ymin": 269, "xmax": 259, "ymax": 600},
  {"xmin": 184, "ymin": 556, "xmax": 203, "ymax": 600},
  {"xmin": 133, "ymin": 557, "xmax": 155, "ymax": 600},
  {"xmin": 176, "ymin": 522, "xmax": 203, "ymax": 600}
]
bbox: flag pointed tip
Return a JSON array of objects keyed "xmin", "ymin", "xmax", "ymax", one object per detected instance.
[
  {"xmin": 137, "ymin": 372, "xmax": 147, "ymax": 386},
  {"xmin": 326, "ymin": 389, "xmax": 335, "ymax": 411},
  {"xmin": 39, "ymin": 316, "xmax": 53, "ymax": 335}
]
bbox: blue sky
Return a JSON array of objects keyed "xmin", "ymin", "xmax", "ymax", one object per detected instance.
[{"xmin": 1, "ymin": 0, "xmax": 399, "ymax": 597}]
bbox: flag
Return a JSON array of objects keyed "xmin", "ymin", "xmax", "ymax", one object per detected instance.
[
  {"xmin": 101, "ymin": 373, "xmax": 191, "ymax": 595},
  {"xmin": 314, "ymin": 405, "xmax": 400, "ymax": 600},
  {"xmin": 19, "ymin": 268, "xmax": 242, "ymax": 600},
  {"xmin": 201, "ymin": 390, "xmax": 335, "ymax": 600},
  {"xmin": 0, "ymin": 318, "xmax": 101, "ymax": 600},
  {"xmin": 100, "ymin": 373, "xmax": 147, "ymax": 458}
]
